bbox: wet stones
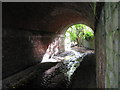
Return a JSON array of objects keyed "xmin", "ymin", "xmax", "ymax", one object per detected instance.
[
  {"xmin": 40, "ymin": 50, "xmax": 88, "ymax": 88},
  {"xmin": 69, "ymin": 53, "xmax": 96, "ymax": 88}
]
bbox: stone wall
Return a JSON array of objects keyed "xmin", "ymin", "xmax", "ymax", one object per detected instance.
[
  {"xmin": 41, "ymin": 35, "xmax": 65, "ymax": 62},
  {"xmin": 95, "ymin": 2, "xmax": 119, "ymax": 88},
  {"xmin": 2, "ymin": 28, "xmax": 54, "ymax": 78},
  {"xmin": 118, "ymin": 1, "xmax": 120, "ymax": 88},
  {"xmin": 95, "ymin": 6, "xmax": 106, "ymax": 88},
  {"xmin": 82, "ymin": 39, "xmax": 95, "ymax": 49},
  {"xmin": 2, "ymin": 27, "xmax": 65, "ymax": 79}
]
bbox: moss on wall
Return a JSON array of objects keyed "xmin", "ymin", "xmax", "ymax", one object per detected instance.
[{"xmin": 96, "ymin": 2, "xmax": 119, "ymax": 88}]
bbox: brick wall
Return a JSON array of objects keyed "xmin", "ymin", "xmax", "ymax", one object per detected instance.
[{"xmin": 2, "ymin": 28, "xmax": 54, "ymax": 78}]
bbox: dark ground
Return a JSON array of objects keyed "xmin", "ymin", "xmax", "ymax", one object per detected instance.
[
  {"xmin": 6, "ymin": 46, "xmax": 96, "ymax": 89},
  {"xmin": 69, "ymin": 52, "xmax": 96, "ymax": 88}
]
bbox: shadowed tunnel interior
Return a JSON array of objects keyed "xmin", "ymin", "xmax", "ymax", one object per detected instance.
[{"xmin": 2, "ymin": 2, "xmax": 120, "ymax": 89}]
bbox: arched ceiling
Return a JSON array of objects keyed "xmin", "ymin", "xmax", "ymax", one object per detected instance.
[{"xmin": 3, "ymin": 2, "xmax": 95, "ymax": 33}]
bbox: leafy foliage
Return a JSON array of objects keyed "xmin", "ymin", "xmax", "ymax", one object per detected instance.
[
  {"xmin": 83, "ymin": 31, "xmax": 94, "ymax": 41},
  {"xmin": 65, "ymin": 24, "xmax": 94, "ymax": 46}
]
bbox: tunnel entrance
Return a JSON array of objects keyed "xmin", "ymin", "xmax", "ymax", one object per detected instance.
[
  {"xmin": 41, "ymin": 24, "xmax": 95, "ymax": 63},
  {"xmin": 65, "ymin": 24, "xmax": 95, "ymax": 51},
  {"xmin": 31, "ymin": 24, "xmax": 96, "ymax": 88},
  {"xmin": 3, "ymin": 2, "xmax": 119, "ymax": 89}
]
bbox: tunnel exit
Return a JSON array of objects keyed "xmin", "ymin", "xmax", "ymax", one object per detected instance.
[{"xmin": 2, "ymin": 2, "xmax": 119, "ymax": 89}]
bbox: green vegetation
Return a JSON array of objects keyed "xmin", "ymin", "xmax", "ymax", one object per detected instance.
[{"xmin": 65, "ymin": 24, "xmax": 94, "ymax": 47}]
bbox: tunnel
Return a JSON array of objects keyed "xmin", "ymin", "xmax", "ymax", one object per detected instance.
[{"xmin": 2, "ymin": 2, "xmax": 120, "ymax": 89}]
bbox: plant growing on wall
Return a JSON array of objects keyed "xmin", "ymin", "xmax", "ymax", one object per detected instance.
[{"xmin": 83, "ymin": 31, "xmax": 94, "ymax": 41}]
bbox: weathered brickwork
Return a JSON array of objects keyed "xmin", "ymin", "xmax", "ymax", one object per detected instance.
[{"xmin": 2, "ymin": 28, "xmax": 54, "ymax": 78}]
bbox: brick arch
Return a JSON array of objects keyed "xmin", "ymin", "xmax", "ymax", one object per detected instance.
[
  {"xmin": 2, "ymin": 2, "xmax": 95, "ymax": 79},
  {"xmin": 47, "ymin": 7, "xmax": 94, "ymax": 34}
]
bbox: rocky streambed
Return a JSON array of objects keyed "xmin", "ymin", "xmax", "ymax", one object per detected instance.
[
  {"xmin": 38, "ymin": 50, "xmax": 96, "ymax": 88},
  {"xmin": 7, "ymin": 49, "xmax": 96, "ymax": 89},
  {"xmin": 40, "ymin": 50, "xmax": 87, "ymax": 88}
]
